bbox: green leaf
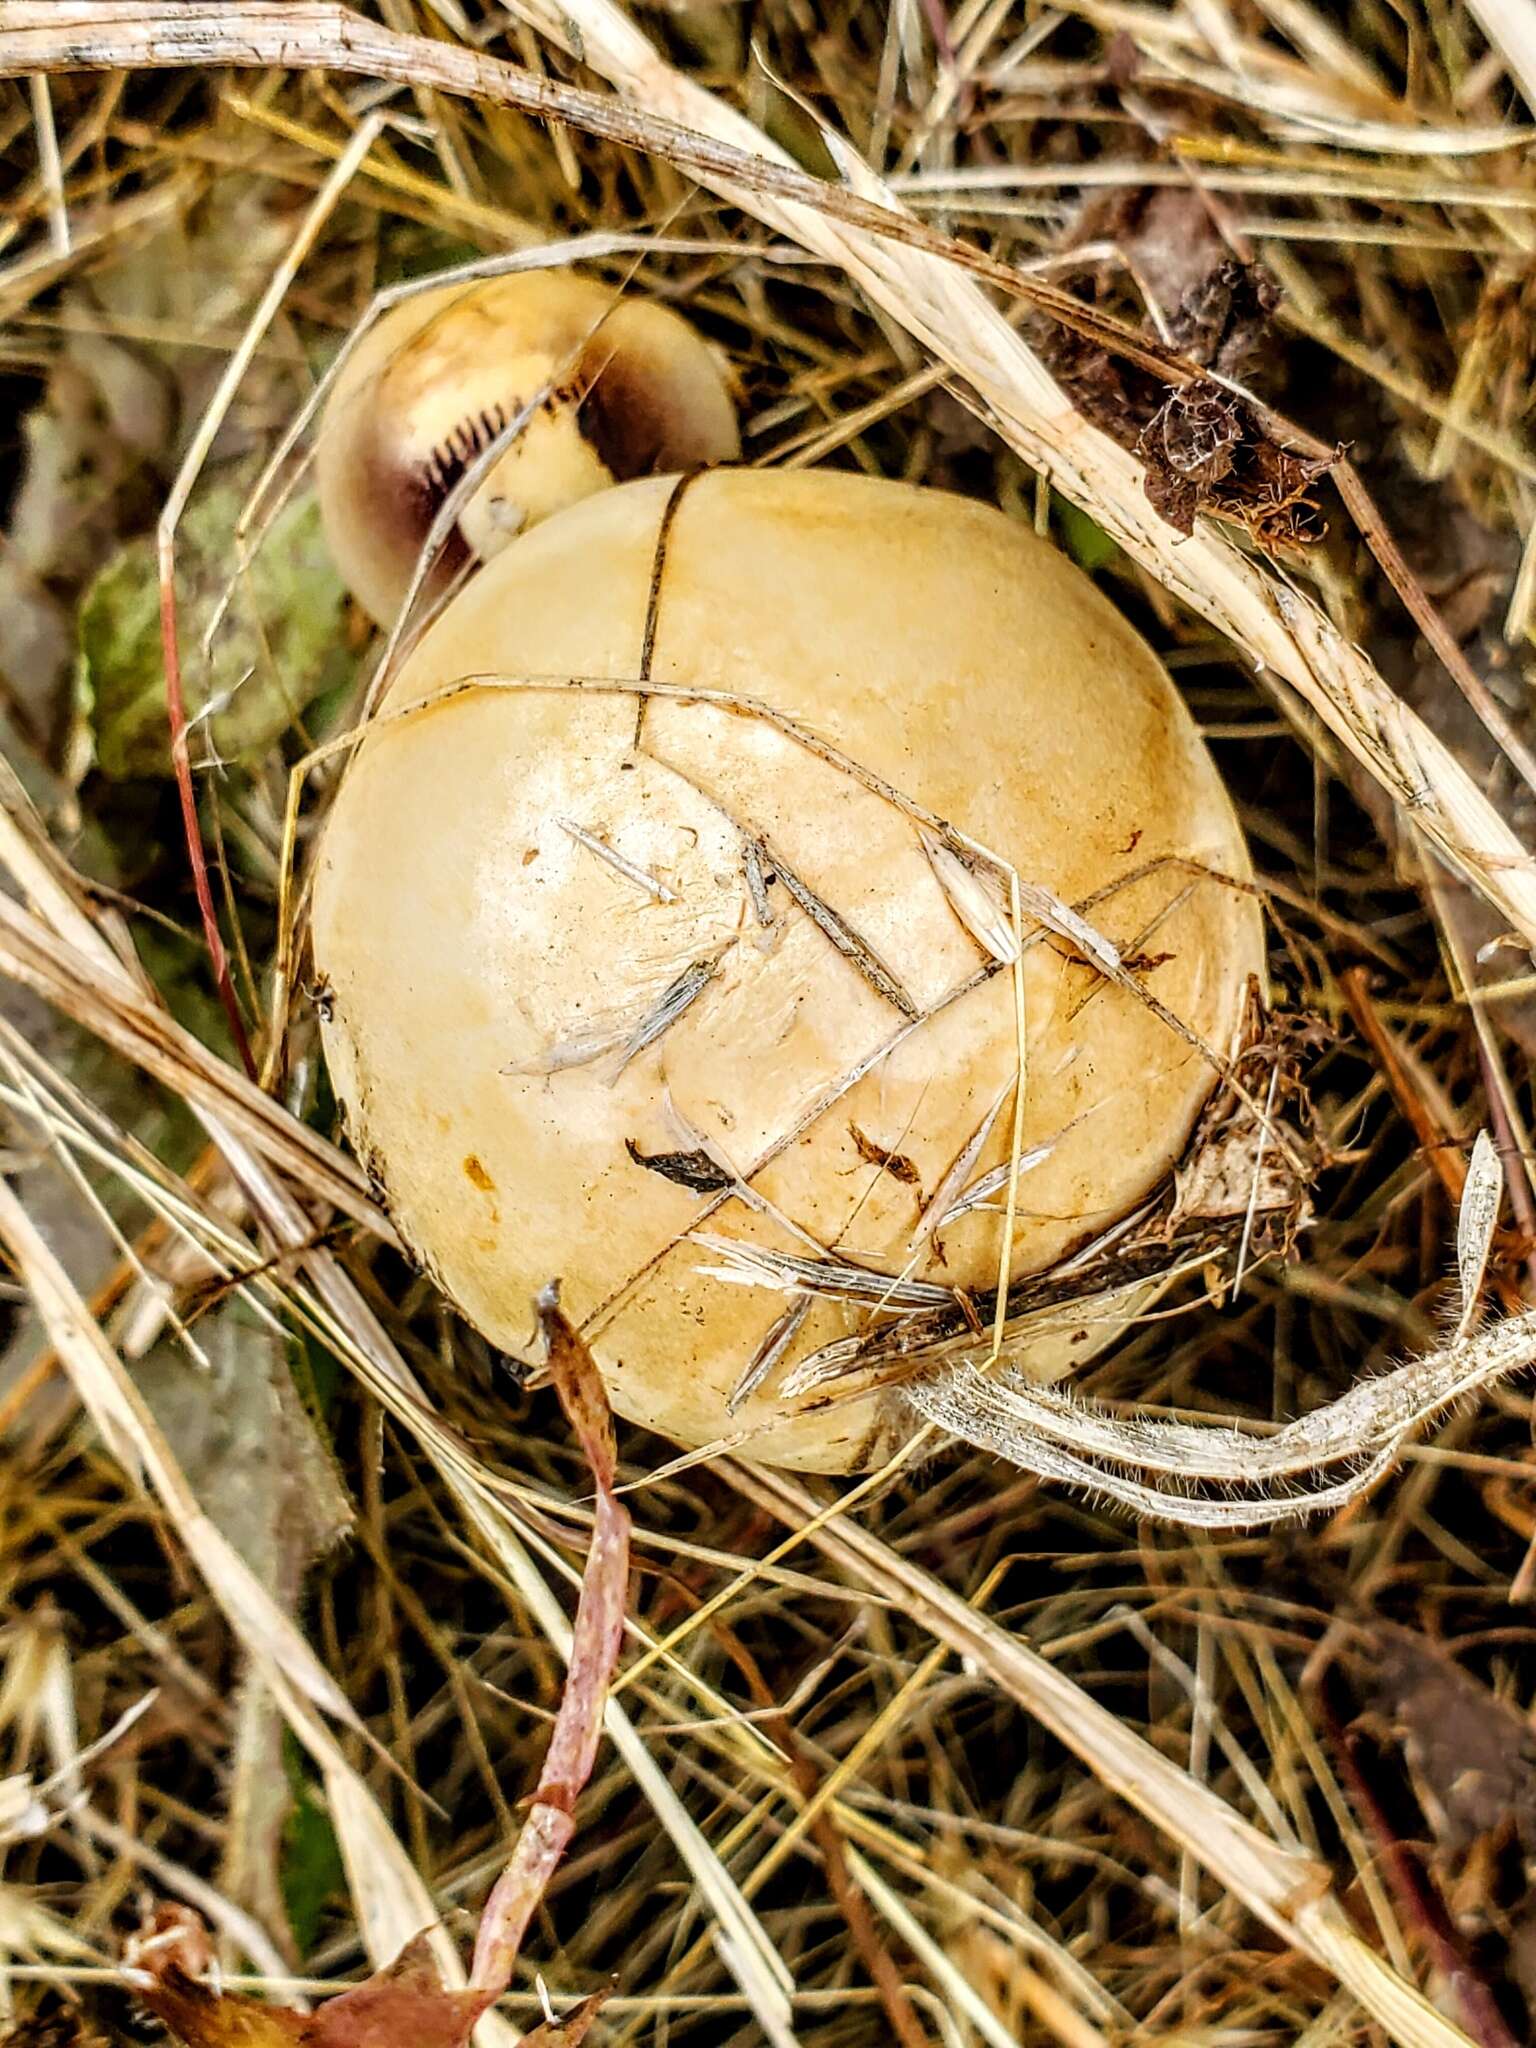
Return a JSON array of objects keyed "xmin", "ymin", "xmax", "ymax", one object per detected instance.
[
  {"xmin": 280, "ymin": 1734, "xmax": 346, "ymax": 1956},
  {"xmin": 290, "ymin": 1331, "xmax": 345, "ymax": 1433},
  {"xmin": 78, "ymin": 475, "xmax": 356, "ymax": 781},
  {"xmin": 1054, "ymin": 497, "xmax": 1119, "ymax": 574}
]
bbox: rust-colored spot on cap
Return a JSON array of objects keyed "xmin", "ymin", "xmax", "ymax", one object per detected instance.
[{"xmin": 463, "ymin": 1154, "xmax": 496, "ymax": 1194}]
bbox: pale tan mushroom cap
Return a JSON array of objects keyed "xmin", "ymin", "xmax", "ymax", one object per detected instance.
[
  {"xmin": 315, "ymin": 271, "xmax": 740, "ymax": 624},
  {"xmin": 313, "ymin": 470, "xmax": 1264, "ymax": 1472}
]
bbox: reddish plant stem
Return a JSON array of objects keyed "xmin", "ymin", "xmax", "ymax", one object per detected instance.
[
  {"xmin": 731, "ymin": 1634, "xmax": 936, "ymax": 2048},
  {"xmin": 158, "ymin": 563, "xmax": 257, "ymax": 1080},
  {"xmin": 1316, "ymin": 1677, "xmax": 1520, "ymax": 2048},
  {"xmin": 1339, "ymin": 966, "xmax": 1526, "ymax": 1314},
  {"xmin": 469, "ymin": 1289, "xmax": 632, "ymax": 1995}
]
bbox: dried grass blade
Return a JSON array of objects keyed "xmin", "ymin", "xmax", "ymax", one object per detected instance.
[
  {"xmin": 729, "ymin": 1295, "xmax": 812, "ymax": 1412},
  {"xmin": 734, "ymin": 1460, "xmax": 1480, "ymax": 2048},
  {"xmin": 611, "ymin": 950, "xmax": 724, "ymax": 1070},
  {"xmin": 1465, "ymin": 0, "xmax": 1536, "ymax": 118},
  {"xmin": 759, "ymin": 840, "xmax": 919, "ymax": 1018},
  {"xmin": 1456, "ymin": 1130, "xmax": 1503, "ymax": 1340},
  {"xmin": 692, "ymin": 1233, "xmax": 953, "ymax": 1310},
  {"xmin": 0, "ymin": 1174, "xmax": 358, "ymax": 1729},
  {"xmin": 904, "ymin": 1076, "xmax": 1014, "ymax": 1267},
  {"xmin": 846, "ymin": 1851, "xmax": 1030, "ymax": 2048},
  {"xmin": 555, "ymin": 815, "xmax": 679, "ymax": 903},
  {"xmin": 1014, "ymin": 879, "xmax": 1122, "ymax": 975},
  {"xmin": 0, "ymin": 890, "xmax": 385, "ymax": 1238},
  {"xmin": 919, "ymin": 833, "xmax": 1017, "ymax": 964}
]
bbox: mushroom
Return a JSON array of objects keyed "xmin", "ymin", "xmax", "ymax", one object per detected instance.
[
  {"xmin": 312, "ymin": 468, "xmax": 1264, "ymax": 1473},
  {"xmin": 314, "ymin": 271, "xmax": 740, "ymax": 625}
]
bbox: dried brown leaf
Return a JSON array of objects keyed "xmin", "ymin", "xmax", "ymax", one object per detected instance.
[
  {"xmin": 135, "ymin": 1940, "xmax": 490, "ymax": 2048},
  {"xmin": 512, "ymin": 1992, "xmax": 610, "ymax": 2046},
  {"xmin": 136, "ymin": 1966, "xmax": 309, "ymax": 2048},
  {"xmin": 1137, "ymin": 380, "xmax": 1331, "ymax": 545},
  {"xmin": 622, "ymin": 1140, "xmax": 734, "ymax": 1194},
  {"xmin": 1363, "ymin": 1626, "xmax": 1536, "ymax": 1859},
  {"xmin": 1166, "ymin": 260, "xmax": 1283, "ymax": 382},
  {"xmin": 304, "ymin": 1941, "xmax": 491, "ymax": 2048},
  {"xmin": 847, "ymin": 1124, "xmax": 922, "ymax": 1187},
  {"xmin": 1040, "ymin": 256, "xmax": 1331, "ymax": 546},
  {"xmin": 0, "ymin": 2018, "xmax": 110, "ymax": 2047}
]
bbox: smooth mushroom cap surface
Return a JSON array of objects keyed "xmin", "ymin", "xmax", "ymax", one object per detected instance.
[
  {"xmin": 312, "ymin": 469, "xmax": 1265, "ymax": 1472},
  {"xmin": 315, "ymin": 271, "xmax": 740, "ymax": 625}
]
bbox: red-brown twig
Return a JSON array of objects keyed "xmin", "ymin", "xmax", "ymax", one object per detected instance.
[
  {"xmin": 470, "ymin": 1286, "xmax": 632, "ymax": 1995},
  {"xmin": 159, "ymin": 561, "xmax": 255, "ymax": 1078},
  {"xmin": 1315, "ymin": 1675, "xmax": 1522, "ymax": 2048}
]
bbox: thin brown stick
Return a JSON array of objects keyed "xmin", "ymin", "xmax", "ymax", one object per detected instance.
[
  {"xmin": 1248, "ymin": 415, "xmax": 1536, "ymax": 807},
  {"xmin": 1339, "ymin": 965, "xmax": 1470, "ymax": 1211}
]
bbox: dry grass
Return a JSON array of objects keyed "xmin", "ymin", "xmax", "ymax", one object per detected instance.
[{"xmin": 0, "ymin": 2, "xmax": 1535, "ymax": 2044}]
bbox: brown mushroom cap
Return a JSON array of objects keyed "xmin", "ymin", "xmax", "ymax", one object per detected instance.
[
  {"xmin": 315, "ymin": 271, "xmax": 740, "ymax": 624},
  {"xmin": 312, "ymin": 469, "xmax": 1264, "ymax": 1472}
]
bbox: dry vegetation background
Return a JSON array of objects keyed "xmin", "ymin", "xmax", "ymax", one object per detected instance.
[{"xmin": 2, "ymin": 0, "xmax": 1536, "ymax": 2043}]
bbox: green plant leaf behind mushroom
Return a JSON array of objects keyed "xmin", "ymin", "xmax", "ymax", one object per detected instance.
[{"xmin": 77, "ymin": 472, "xmax": 357, "ymax": 781}]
